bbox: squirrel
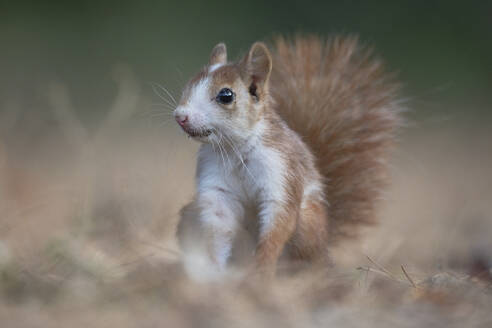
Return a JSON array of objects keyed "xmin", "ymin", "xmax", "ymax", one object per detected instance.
[{"xmin": 174, "ymin": 36, "xmax": 402, "ymax": 277}]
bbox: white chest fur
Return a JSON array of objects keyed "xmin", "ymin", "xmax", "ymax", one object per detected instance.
[{"xmin": 196, "ymin": 140, "xmax": 287, "ymax": 209}]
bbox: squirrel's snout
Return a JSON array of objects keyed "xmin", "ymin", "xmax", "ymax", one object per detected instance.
[{"xmin": 175, "ymin": 114, "xmax": 189, "ymax": 127}]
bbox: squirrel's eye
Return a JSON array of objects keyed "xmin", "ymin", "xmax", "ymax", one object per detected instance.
[{"xmin": 216, "ymin": 88, "xmax": 235, "ymax": 105}]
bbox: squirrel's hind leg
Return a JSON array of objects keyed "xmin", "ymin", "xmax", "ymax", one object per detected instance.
[{"xmin": 287, "ymin": 198, "xmax": 330, "ymax": 266}]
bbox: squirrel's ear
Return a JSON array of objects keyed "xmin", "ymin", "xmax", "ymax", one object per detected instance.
[
  {"xmin": 209, "ymin": 43, "xmax": 227, "ymax": 66},
  {"xmin": 240, "ymin": 42, "xmax": 272, "ymax": 99}
]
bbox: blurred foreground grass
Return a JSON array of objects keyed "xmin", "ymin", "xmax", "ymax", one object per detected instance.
[{"xmin": 0, "ymin": 72, "xmax": 491, "ymax": 327}]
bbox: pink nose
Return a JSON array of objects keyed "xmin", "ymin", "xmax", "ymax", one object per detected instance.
[{"xmin": 175, "ymin": 115, "xmax": 189, "ymax": 126}]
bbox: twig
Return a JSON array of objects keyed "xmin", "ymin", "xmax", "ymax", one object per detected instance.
[
  {"xmin": 401, "ymin": 265, "xmax": 418, "ymax": 288},
  {"xmin": 365, "ymin": 255, "xmax": 400, "ymax": 282},
  {"xmin": 357, "ymin": 266, "xmax": 403, "ymax": 284}
]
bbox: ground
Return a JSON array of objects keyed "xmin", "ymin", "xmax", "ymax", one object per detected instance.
[{"xmin": 1, "ymin": 78, "xmax": 491, "ymax": 327}]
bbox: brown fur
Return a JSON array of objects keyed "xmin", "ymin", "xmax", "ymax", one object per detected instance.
[{"xmin": 269, "ymin": 35, "xmax": 403, "ymax": 242}]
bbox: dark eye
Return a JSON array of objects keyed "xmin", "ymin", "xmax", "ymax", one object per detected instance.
[{"xmin": 215, "ymin": 88, "xmax": 235, "ymax": 105}]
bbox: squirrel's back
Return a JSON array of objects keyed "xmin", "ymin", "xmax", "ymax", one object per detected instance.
[{"xmin": 269, "ymin": 36, "xmax": 403, "ymax": 242}]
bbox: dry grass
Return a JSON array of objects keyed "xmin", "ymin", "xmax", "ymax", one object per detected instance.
[{"xmin": 0, "ymin": 74, "xmax": 491, "ymax": 327}]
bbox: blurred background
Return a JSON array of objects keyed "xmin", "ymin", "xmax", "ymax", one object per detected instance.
[
  {"xmin": 1, "ymin": 1, "xmax": 491, "ymax": 327},
  {"xmin": 2, "ymin": 0, "xmax": 491, "ymax": 119}
]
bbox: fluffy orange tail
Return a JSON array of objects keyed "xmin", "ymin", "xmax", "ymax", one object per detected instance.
[{"xmin": 270, "ymin": 36, "xmax": 403, "ymax": 242}]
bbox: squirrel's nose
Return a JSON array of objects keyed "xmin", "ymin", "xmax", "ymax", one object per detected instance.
[{"xmin": 175, "ymin": 114, "xmax": 189, "ymax": 126}]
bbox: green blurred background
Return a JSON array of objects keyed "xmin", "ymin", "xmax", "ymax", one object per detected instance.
[{"xmin": 1, "ymin": 0, "xmax": 491, "ymax": 125}]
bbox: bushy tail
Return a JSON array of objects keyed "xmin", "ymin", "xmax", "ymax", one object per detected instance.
[{"xmin": 270, "ymin": 36, "xmax": 403, "ymax": 242}]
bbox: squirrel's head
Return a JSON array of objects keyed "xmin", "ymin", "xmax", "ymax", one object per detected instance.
[{"xmin": 174, "ymin": 42, "xmax": 272, "ymax": 143}]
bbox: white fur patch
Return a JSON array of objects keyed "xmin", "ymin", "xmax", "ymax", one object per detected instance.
[
  {"xmin": 195, "ymin": 145, "xmax": 244, "ymax": 270},
  {"xmin": 209, "ymin": 63, "xmax": 223, "ymax": 73},
  {"xmin": 246, "ymin": 144, "xmax": 287, "ymax": 237},
  {"xmin": 174, "ymin": 77, "xmax": 216, "ymax": 134}
]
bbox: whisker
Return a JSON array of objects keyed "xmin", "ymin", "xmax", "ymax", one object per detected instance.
[
  {"xmin": 149, "ymin": 83, "xmax": 176, "ymax": 109},
  {"xmin": 157, "ymin": 117, "xmax": 177, "ymax": 128},
  {"xmin": 148, "ymin": 112, "xmax": 174, "ymax": 118},
  {"xmin": 216, "ymin": 133, "xmax": 229, "ymax": 170},
  {"xmin": 223, "ymin": 134, "xmax": 257, "ymax": 186},
  {"xmin": 217, "ymin": 140, "xmax": 226, "ymax": 169},
  {"xmin": 138, "ymin": 107, "xmax": 175, "ymax": 120},
  {"xmin": 151, "ymin": 82, "xmax": 178, "ymax": 106},
  {"xmin": 174, "ymin": 66, "xmax": 185, "ymax": 85},
  {"xmin": 219, "ymin": 132, "xmax": 233, "ymax": 169},
  {"xmin": 149, "ymin": 103, "xmax": 176, "ymax": 111}
]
